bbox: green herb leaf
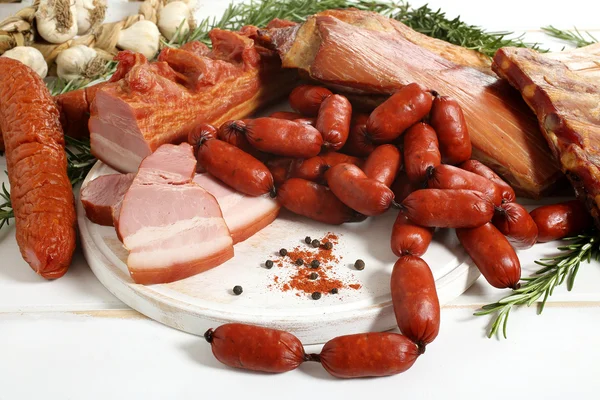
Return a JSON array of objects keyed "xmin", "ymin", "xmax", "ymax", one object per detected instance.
[
  {"xmin": 542, "ymin": 25, "xmax": 598, "ymax": 48},
  {"xmin": 476, "ymin": 231, "xmax": 600, "ymax": 339}
]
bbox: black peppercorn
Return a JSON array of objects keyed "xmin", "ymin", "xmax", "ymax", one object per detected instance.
[
  {"xmin": 311, "ymin": 239, "xmax": 320, "ymax": 248},
  {"xmin": 354, "ymin": 259, "xmax": 365, "ymax": 270},
  {"xmin": 279, "ymin": 248, "xmax": 287, "ymax": 256},
  {"xmin": 233, "ymin": 285, "xmax": 243, "ymax": 295},
  {"xmin": 323, "ymin": 242, "xmax": 333, "ymax": 250},
  {"xmin": 309, "ymin": 272, "xmax": 318, "ymax": 280},
  {"xmin": 330, "ymin": 288, "xmax": 339, "ymax": 294},
  {"xmin": 265, "ymin": 260, "xmax": 274, "ymax": 269},
  {"xmin": 310, "ymin": 260, "xmax": 320, "ymax": 269},
  {"xmin": 311, "ymin": 292, "xmax": 322, "ymax": 300},
  {"xmin": 305, "ymin": 236, "xmax": 312, "ymax": 244},
  {"xmin": 295, "ymin": 258, "xmax": 304, "ymax": 266}
]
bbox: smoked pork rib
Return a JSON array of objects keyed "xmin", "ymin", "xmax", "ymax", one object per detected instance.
[
  {"xmin": 258, "ymin": 10, "xmax": 561, "ymax": 197},
  {"xmin": 90, "ymin": 29, "xmax": 298, "ymax": 173},
  {"xmin": 493, "ymin": 44, "xmax": 600, "ymax": 226}
]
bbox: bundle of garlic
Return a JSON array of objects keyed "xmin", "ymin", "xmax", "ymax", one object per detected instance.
[
  {"xmin": 35, "ymin": 0, "xmax": 78, "ymax": 44},
  {"xmin": 158, "ymin": 0, "xmax": 195, "ymax": 42},
  {"xmin": 0, "ymin": 1, "xmax": 38, "ymax": 55},
  {"xmin": 1, "ymin": 46, "xmax": 48, "ymax": 78},
  {"xmin": 76, "ymin": 0, "xmax": 107, "ymax": 35}
]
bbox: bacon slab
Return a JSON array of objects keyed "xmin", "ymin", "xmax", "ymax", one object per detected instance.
[
  {"xmin": 258, "ymin": 10, "xmax": 562, "ymax": 198},
  {"xmin": 493, "ymin": 44, "xmax": 600, "ymax": 226},
  {"xmin": 81, "ymin": 173, "xmax": 135, "ymax": 226},
  {"xmin": 117, "ymin": 143, "xmax": 234, "ymax": 285},
  {"xmin": 89, "ymin": 29, "xmax": 298, "ymax": 173}
]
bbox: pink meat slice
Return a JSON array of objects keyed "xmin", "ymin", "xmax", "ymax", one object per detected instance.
[
  {"xmin": 192, "ymin": 174, "xmax": 280, "ymax": 243},
  {"xmin": 117, "ymin": 143, "xmax": 234, "ymax": 284},
  {"xmin": 81, "ymin": 173, "xmax": 135, "ymax": 226}
]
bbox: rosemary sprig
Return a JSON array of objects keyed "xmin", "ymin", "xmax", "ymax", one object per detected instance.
[
  {"xmin": 0, "ymin": 182, "xmax": 13, "ymax": 229},
  {"xmin": 64, "ymin": 136, "xmax": 96, "ymax": 186},
  {"xmin": 542, "ymin": 25, "xmax": 598, "ymax": 48},
  {"xmin": 475, "ymin": 231, "xmax": 600, "ymax": 339},
  {"xmin": 47, "ymin": 61, "xmax": 118, "ymax": 96}
]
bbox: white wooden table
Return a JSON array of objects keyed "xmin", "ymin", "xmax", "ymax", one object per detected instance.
[{"xmin": 1, "ymin": 1, "xmax": 600, "ymax": 398}]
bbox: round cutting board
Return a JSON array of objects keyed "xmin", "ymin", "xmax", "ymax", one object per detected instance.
[{"xmin": 79, "ymin": 161, "xmax": 480, "ymax": 344}]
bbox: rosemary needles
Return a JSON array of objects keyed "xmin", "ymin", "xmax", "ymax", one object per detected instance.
[
  {"xmin": 542, "ymin": 25, "xmax": 598, "ymax": 48},
  {"xmin": 475, "ymin": 232, "xmax": 600, "ymax": 339},
  {"xmin": 0, "ymin": 182, "xmax": 13, "ymax": 229}
]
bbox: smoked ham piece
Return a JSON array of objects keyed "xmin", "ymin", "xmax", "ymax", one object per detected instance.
[
  {"xmin": 117, "ymin": 143, "xmax": 234, "ymax": 284},
  {"xmin": 81, "ymin": 173, "xmax": 135, "ymax": 226},
  {"xmin": 257, "ymin": 9, "xmax": 562, "ymax": 197},
  {"xmin": 192, "ymin": 174, "xmax": 280, "ymax": 244},
  {"xmin": 493, "ymin": 44, "xmax": 600, "ymax": 226},
  {"xmin": 81, "ymin": 172, "xmax": 280, "ymax": 244},
  {"xmin": 89, "ymin": 29, "xmax": 298, "ymax": 173}
]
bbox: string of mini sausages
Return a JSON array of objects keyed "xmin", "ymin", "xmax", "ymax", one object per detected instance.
[{"xmin": 197, "ymin": 81, "xmax": 543, "ymax": 378}]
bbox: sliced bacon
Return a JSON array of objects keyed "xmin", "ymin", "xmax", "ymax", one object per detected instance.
[
  {"xmin": 117, "ymin": 143, "xmax": 233, "ymax": 285},
  {"xmin": 81, "ymin": 173, "xmax": 135, "ymax": 226}
]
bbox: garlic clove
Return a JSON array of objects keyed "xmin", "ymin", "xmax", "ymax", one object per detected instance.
[
  {"xmin": 168, "ymin": 0, "xmax": 197, "ymax": 10},
  {"xmin": 56, "ymin": 45, "xmax": 98, "ymax": 81},
  {"xmin": 117, "ymin": 20, "xmax": 161, "ymax": 60},
  {"xmin": 36, "ymin": 0, "xmax": 78, "ymax": 44},
  {"xmin": 1, "ymin": 47, "xmax": 49, "ymax": 78},
  {"xmin": 158, "ymin": 1, "xmax": 191, "ymax": 41},
  {"xmin": 76, "ymin": 0, "xmax": 107, "ymax": 36}
]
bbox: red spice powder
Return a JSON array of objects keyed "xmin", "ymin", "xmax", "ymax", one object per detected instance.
[{"xmin": 269, "ymin": 233, "xmax": 361, "ymax": 297}]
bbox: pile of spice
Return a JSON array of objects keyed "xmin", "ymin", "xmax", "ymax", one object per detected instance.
[{"xmin": 266, "ymin": 233, "xmax": 362, "ymax": 300}]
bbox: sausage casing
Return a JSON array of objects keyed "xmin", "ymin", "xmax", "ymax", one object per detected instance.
[
  {"xmin": 325, "ymin": 163, "xmax": 395, "ymax": 216},
  {"xmin": 391, "ymin": 213, "xmax": 434, "ymax": 257},
  {"xmin": 530, "ymin": 200, "xmax": 592, "ymax": 242},
  {"xmin": 217, "ymin": 120, "xmax": 263, "ymax": 158},
  {"xmin": 401, "ymin": 189, "xmax": 495, "ymax": 228},
  {"xmin": 316, "ymin": 94, "xmax": 352, "ymax": 150},
  {"xmin": 197, "ymin": 138, "xmax": 275, "ymax": 196},
  {"xmin": 391, "ymin": 255, "xmax": 440, "ymax": 346},
  {"xmin": 0, "ymin": 58, "xmax": 76, "ymax": 279},
  {"xmin": 391, "ymin": 173, "xmax": 418, "ymax": 203},
  {"xmin": 289, "ymin": 156, "xmax": 328, "ymax": 183},
  {"xmin": 429, "ymin": 95, "xmax": 472, "ymax": 165},
  {"xmin": 403, "ymin": 122, "xmax": 441, "ymax": 184},
  {"xmin": 460, "ymin": 159, "xmax": 516, "ymax": 203},
  {"xmin": 492, "ymin": 202, "xmax": 538, "ymax": 249},
  {"xmin": 363, "ymin": 144, "xmax": 402, "ymax": 187},
  {"xmin": 318, "ymin": 332, "xmax": 421, "ymax": 378},
  {"xmin": 243, "ymin": 118, "xmax": 323, "ymax": 158},
  {"xmin": 278, "ymin": 178, "xmax": 364, "ymax": 224},
  {"xmin": 366, "ymin": 83, "xmax": 433, "ymax": 144},
  {"xmin": 269, "ymin": 111, "xmax": 303, "ymax": 120},
  {"xmin": 456, "ymin": 222, "xmax": 521, "ymax": 289},
  {"xmin": 205, "ymin": 323, "xmax": 305, "ymax": 373},
  {"xmin": 427, "ymin": 164, "xmax": 503, "ymax": 206},
  {"xmin": 341, "ymin": 113, "xmax": 376, "ymax": 157},
  {"xmin": 289, "ymin": 85, "xmax": 333, "ymax": 116}
]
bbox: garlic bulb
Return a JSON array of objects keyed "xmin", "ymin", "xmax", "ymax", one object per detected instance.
[
  {"xmin": 56, "ymin": 45, "xmax": 98, "ymax": 81},
  {"xmin": 1, "ymin": 47, "xmax": 48, "ymax": 78},
  {"xmin": 158, "ymin": 1, "xmax": 191, "ymax": 41},
  {"xmin": 117, "ymin": 20, "xmax": 160, "ymax": 60},
  {"xmin": 75, "ymin": 0, "xmax": 107, "ymax": 35},
  {"xmin": 36, "ymin": 0, "xmax": 78, "ymax": 44},
  {"xmin": 167, "ymin": 0, "xmax": 196, "ymax": 10}
]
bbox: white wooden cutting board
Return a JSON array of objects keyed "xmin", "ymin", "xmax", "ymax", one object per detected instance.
[{"xmin": 78, "ymin": 161, "xmax": 480, "ymax": 344}]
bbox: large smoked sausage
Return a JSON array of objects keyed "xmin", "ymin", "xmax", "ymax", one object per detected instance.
[
  {"xmin": 391, "ymin": 255, "xmax": 440, "ymax": 347},
  {"xmin": 0, "ymin": 58, "xmax": 76, "ymax": 279},
  {"xmin": 278, "ymin": 178, "xmax": 364, "ymax": 224},
  {"xmin": 391, "ymin": 213, "xmax": 434, "ymax": 257},
  {"xmin": 289, "ymin": 85, "xmax": 333, "ymax": 116},
  {"xmin": 427, "ymin": 164, "xmax": 503, "ymax": 206},
  {"xmin": 317, "ymin": 332, "xmax": 421, "ymax": 378},
  {"xmin": 460, "ymin": 159, "xmax": 516, "ymax": 203},
  {"xmin": 401, "ymin": 189, "xmax": 495, "ymax": 228},
  {"xmin": 241, "ymin": 118, "xmax": 323, "ymax": 158},
  {"xmin": 403, "ymin": 122, "xmax": 441, "ymax": 184},
  {"xmin": 492, "ymin": 202, "xmax": 538, "ymax": 249},
  {"xmin": 530, "ymin": 200, "xmax": 592, "ymax": 242},
  {"xmin": 197, "ymin": 137, "xmax": 275, "ymax": 197},
  {"xmin": 204, "ymin": 323, "xmax": 306, "ymax": 373},
  {"xmin": 363, "ymin": 144, "xmax": 402, "ymax": 187},
  {"xmin": 325, "ymin": 163, "xmax": 395, "ymax": 216},
  {"xmin": 429, "ymin": 95, "xmax": 472, "ymax": 165},
  {"xmin": 456, "ymin": 223, "xmax": 521, "ymax": 289},
  {"xmin": 316, "ymin": 94, "xmax": 352, "ymax": 150},
  {"xmin": 366, "ymin": 83, "xmax": 433, "ymax": 144}
]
